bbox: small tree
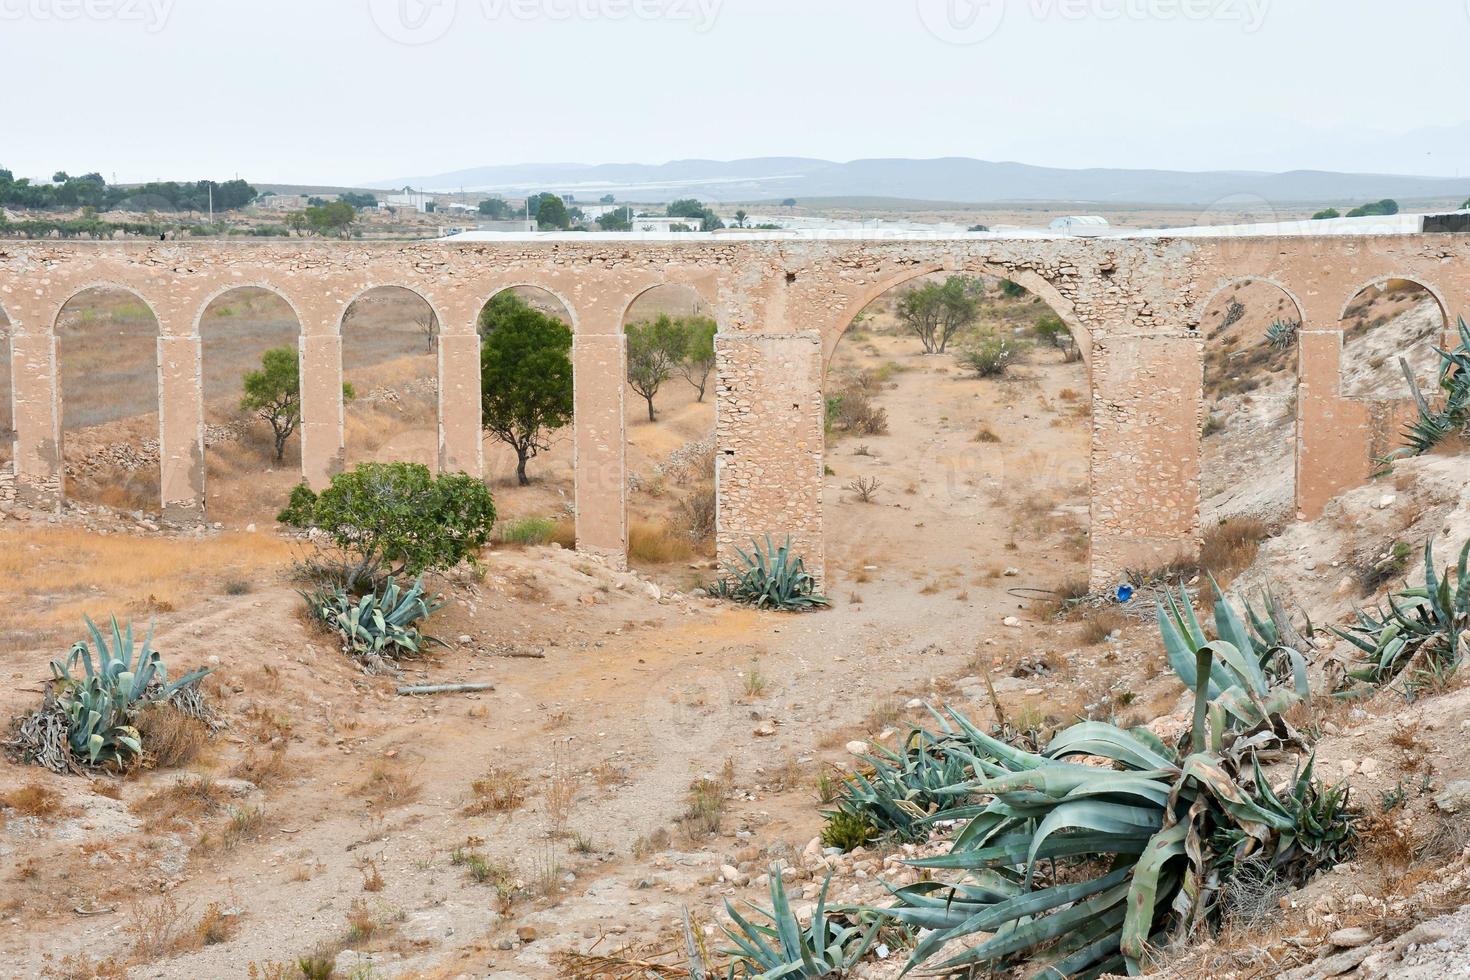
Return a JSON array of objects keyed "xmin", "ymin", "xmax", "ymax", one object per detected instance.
[
  {"xmin": 478, "ymin": 198, "xmax": 512, "ymax": 219},
  {"xmin": 305, "ymin": 200, "xmax": 356, "ymax": 237},
  {"xmin": 241, "ymin": 347, "xmax": 355, "ymax": 462},
  {"xmin": 677, "ymin": 315, "xmax": 718, "ymax": 402},
  {"xmin": 278, "ymin": 462, "xmax": 496, "ymax": 589},
  {"xmin": 896, "ymin": 276, "xmax": 979, "ymax": 354},
  {"xmin": 596, "ymin": 206, "xmax": 632, "ymax": 231},
  {"xmin": 1312, "ymin": 207, "xmax": 1340, "ymax": 220},
  {"xmin": 535, "ymin": 195, "xmax": 571, "ymax": 230},
  {"xmin": 478, "ymin": 293, "xmax": 574, "ymax": 485},
  {"xmin": 626, "ymin": 314, "xmax": 689, "ymax": 421},
  {"xmin": 733, "ymin": 209, "xmax": 749, "ymax": 228}
]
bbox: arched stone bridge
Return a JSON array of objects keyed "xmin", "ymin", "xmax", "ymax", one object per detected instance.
[{"xmin": 1, "ymin": 234, "xmax": 1465, "ymax": 586}]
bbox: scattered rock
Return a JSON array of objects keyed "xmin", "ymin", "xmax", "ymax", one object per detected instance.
[
  {"xmin": 845, "ymin": 740, "xmax": 868, "ymax": 757},
  {"xmin": 1328, "ymin": 926, "xmax": 1376, "ymax": 948},
  {"xmin": 1433, "ymin": 780, "xmax": 1470, "ymax": 814},
  {"xmin": 516, "ymin": 925, "xmax": 538, "ymax": 944}
]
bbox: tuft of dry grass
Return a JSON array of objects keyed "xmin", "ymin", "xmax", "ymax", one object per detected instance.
[
  {"xmin": 1079, "ymin": 610, "xmax": 1125, "ymax": 646},
  {"xmin": 1, "ymin": 783, "xmax": 65, "ymax": 818},
  {"xmin": 135, "ymin": 704, "xmax": 210, "ymax": 770},
  {"xmin": 355, "ymin": 758, "xmax": 421, "ymax": 811},
  {"xmin": 1200, "ymin": 517, "xmax": 1270, "ymax": 583},
  {"xmin": 229, "ymin": 747, "xmax": 291, "ymax": 791},
  {"xmin": 132, "ymin": 774, "xmax": 230, "ymax": 821},
  {"xmin": 627, "ymin": 519, "xmax": 694, "ymax": 566},
  {"xmin": 463, "ymin": 767, "xmax": 528, "ymax": 816},
  {"xmin": 361, "ymin": 859, "xmax": 385, "ymax": 893}
]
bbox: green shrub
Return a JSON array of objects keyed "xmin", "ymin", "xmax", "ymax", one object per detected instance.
[
  {"xmin": 711, "ymin": 536, "xmax": 829, "ymax": 612},
  {"xmin": 959, "ymin": 332, "xmax": 1021, "ymax": 378},
  {"xmin": 1392, "ymin": 316, "xmax": 1470, "ymax": 458},
  {"xmin": 1032, "ymin": 313, "xmax": 1072, "ymax": 348},
  {"xmin": 819, "ymin": 810, "xmax": 876, "ymax": 852},
  {"xmin": 279, "ymin": 462, "xmax": 495, "ymax": 588}
]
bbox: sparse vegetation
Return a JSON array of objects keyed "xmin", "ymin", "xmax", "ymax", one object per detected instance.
[
  {"xmin": 711, "ymin": 536, "xmax": 829, "ymax": 611},
  {"xmin": 478, "ymin": 291, "xmax": 574, "ymax": 485},
  {"xmin": 241, "ymin": 347, "xmax": 355, "ymax": 462},
  {"xmin": 895, "ymin": 275, "xmax": 980, "ymax": 354},
  {"xmin": 845, "ymin": 475, "xmax": 882, "ymax": 503},
  {"xmin": 303, "ymin": 576, "xmax": 444, "ymax": 669},
  {"xmin": 279, "ymin": 462, "xmax": 496, "ymax": 589},
  {"xmin": 1392, "ymin": 315, "xmax": 1470, "ymax": 459},
  {"xmin": 723, "ymin": 867, "xmax": 878, "ymax": 976},
  {"xmin": 959, "ymin": 331, "xmax": 1021, "ymax": 378}
]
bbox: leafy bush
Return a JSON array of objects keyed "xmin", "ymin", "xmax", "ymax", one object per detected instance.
[
  {"xmin": 711, "ymin": 536, "xmax": 829, "ymax": 612},
  {"xmin": 279, "ymin": 463, "xmax": 496, "ymax": 588},
  {"xmin": 959, "ymin": 332, "xmax": 1021, "ymax": 378},
  {"xmin": 723, "ymin": 866, "xmax": 878, "ymax": 977},
  {"xmin": 819, "ymin": 810, "xmax": 876, "ymax": 852},
  {"xmin": 1033, "ymin": 313, "xmax": 1073, "ymax": 348},
  {"xmin": 865, "ymin": 645, "xmax": 1352, "ymax": 978},
  {"xmin": 8, "ymin": 617, "xmax": 213, "ymax": 772},
  {"xmin": 1333, "ymin": 537, "xmax": 1468, "ymax": 693},
  {"xmin": 303, "ymin": 577, "xmax": 445, "ymax": 670}
]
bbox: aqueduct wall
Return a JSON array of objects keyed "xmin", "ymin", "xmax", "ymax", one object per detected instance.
[{"xmin": 1, "ymin": 234, "xmax": 1466, "ymax": 587}]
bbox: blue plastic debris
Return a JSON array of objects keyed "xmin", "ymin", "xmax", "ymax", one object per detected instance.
[{"xmin": 1115, "ymin": 584, "xmax": 1135, "ymax": 603}]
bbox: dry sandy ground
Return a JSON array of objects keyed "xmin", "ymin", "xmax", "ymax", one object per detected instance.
[{"xmin": 0, "ymin": 301, "xmax": 1109, "ymax": 978}]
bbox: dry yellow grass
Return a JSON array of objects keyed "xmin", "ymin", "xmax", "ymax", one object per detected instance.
[
  {"xmin": 627, "ymin": 519, "xmax": 694, "ymax": 566},
  {"xmin": 0, "ymin": 527, "xmax": 292, "ymax": 645}
]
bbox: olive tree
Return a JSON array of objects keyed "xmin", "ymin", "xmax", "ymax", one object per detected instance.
[
  {"xmin": 241, "ymin": 346, "xmax": 355, "ymax": 462},
  {"xmin": 478, "ymin": 292, "xmax": 574, "ymax": 485}
]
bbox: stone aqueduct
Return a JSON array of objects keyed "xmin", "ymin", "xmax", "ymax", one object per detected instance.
[{"xmin": 0, "ymin": 235, "xmax": 1466, "ymax": 586}]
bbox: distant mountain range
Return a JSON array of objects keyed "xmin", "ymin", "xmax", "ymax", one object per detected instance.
[{"xmin": 379, "ymin": 157, "xmax": 1470, "ymax": 207}]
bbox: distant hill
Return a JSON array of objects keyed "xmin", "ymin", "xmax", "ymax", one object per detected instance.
[{"xmin": 380, "ymin": 157, "xmax": 1470, "ymax": 207}]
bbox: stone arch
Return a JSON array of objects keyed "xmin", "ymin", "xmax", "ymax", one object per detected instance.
[
  {"xmin": 54, "ymin": 283, "xmax": 163, "ymax": 511},
  {"xmin": 337, "ymin": 283, "xmax": 447, "ymax": 337},
  {"xmin": 475, "ymin": 282, "xmax": 579, "ymax": 331},
  {"xmin": 823, "ymin": 261, "xmax": 1092, "ymax": 372},
  {"xmin": 339, "ymin": 284, "xmax": 444, "ymax": 474},
  {"xmin": 1192, "ymin": 275, "xmax": 1308, "ymax": 333},
  {"xmin": 192, "ymin": 281, "xmax": 307, "ymax": 338},
  {"xmin": 197, "ymin": 285, "xmax": 306, "ymax": 525},
  {"xmin": 619, "ymin": 279, "xmax": 720, "ymax": 329},
  {"xmin": 52, "ymin": 281, "xmax": 162, "ymax": 334},
  {"xmin": 1337, "ymin": 274, "xmax": 1449, "ymax": 325},
  {"xmin": 1197, "ymin": 277, "xmax": 1305, "ymax": 529}
]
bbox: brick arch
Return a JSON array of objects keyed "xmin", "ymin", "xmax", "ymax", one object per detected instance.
[
  {"xmin": 192, "ymin": 281, "xmax": 307, "ymax": 337},
  {"xmin": 821, "ymin": 261, "xmax": 1091, "ymax": 371}
]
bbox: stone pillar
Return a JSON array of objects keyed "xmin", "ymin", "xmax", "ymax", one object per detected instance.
[
  {"xmin": 438, "ymin": 332, "xmax": 482, "ymax": 477},
  {"xmin": 1296, "ymin": 328, "xmax": 1372, "ymax": 520},
  {"xmin": 300, "ymin": 333, "xmax": 345, "ymax": 489},
  {"xmin": 1089, "ymin": 335, "xmax": 1201, "ymax": 588},
  {"xmin": 158, "ymin": 333, "xmax": 205, "ymax": 519},
  {"xmin": 713, "ymin": 332, "xmax": 824, "ymax": 582},
  {"xmin": 573, "ymin": 332, "xmax": 627, "ymax": 564},
  {"xmin": 8, "ymin": 329, "xmax": 62, "ymax": 505}
]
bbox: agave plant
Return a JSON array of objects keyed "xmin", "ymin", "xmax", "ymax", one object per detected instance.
[
  {"xmin": 1392, "ymin": 315, "xmax": 1470, "ymax": 458},
  {"xmin": 723, "ymin": 865, "xmax": 878, "ymax": 978},
  {"xmin": 832, "ymin": 727, "xmax": 974, "ymax": 842},
  {"xmin": 49, "ymin": 616, "xmax": 212, "ymax": 768},
  {"xmin": 712, "ymin": 536, "xmax": 829, "ymax": 612},
  {"xmin": 1157, "ymin": 579, "xmax": 1312, "ymax": 733},
  {"xmin": 1265, "ymin": 318, "xmax": 1300, "ymax": 350},
  {"xmin": 1333, "ymin": 537, "xmax": 1469, "ymax": 690},
  {"xmin": 304, "ymin": 576, "xmax": 445, "ymax": 666},
  {"xmin": 865, "ymin": 645, "xmax": 1352, "ymax": 979}
]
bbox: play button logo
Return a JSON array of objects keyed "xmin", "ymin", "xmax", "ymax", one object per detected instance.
[{"xmin": 916, "ymin": 0, "xmax": 1006, "ymax": 45}]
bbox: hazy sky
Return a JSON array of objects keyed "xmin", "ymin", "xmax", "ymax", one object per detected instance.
[{"xmin": 3, "ymin": 0, "xmax": 1468, "ymax": 185}]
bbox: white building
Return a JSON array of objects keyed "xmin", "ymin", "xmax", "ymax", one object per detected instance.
[
  {"xmin": 630, "ymin": 214, "xmax": 702, "ymax": 232},
  {"xmin": 382, "ymin": 190, "xmax": 435, "ymax": 213},
  {"xmin": 1049, "ymin": 215, "xmax": 1110, "ymax": 237}
]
